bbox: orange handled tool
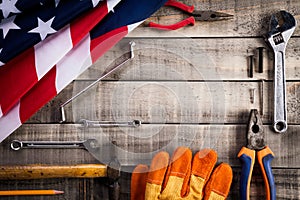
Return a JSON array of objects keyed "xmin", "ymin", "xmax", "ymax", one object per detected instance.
[
  {"xmin": 0, "ymin": 163, "xmax": 121, "ymax": 200},
  {"xmin": 0, "ymin": 164, "xmax": 107, "ymax": 179},
  {"xmin": 238, "ymin": 109, "xmax": 276, "ymax": 200}
]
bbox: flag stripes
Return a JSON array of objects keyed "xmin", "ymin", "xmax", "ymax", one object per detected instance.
[
  {"xmin": 0, "ymin": 23, "xmax": 136, "ymax": 142},
  {"xmin": 0, "ymin": 0, "xmax": 167, "ymax": 142},
  {"xmin": 0, "ymin": 0, "xmax": 118, "ymax": 118}
]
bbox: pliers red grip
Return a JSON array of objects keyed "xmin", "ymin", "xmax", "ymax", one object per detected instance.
[
  {"xmin": 164, "ymin": 0, "xmax": 194, "ymax": 13},
  {"xmin": 149, "ymin": 0, "xmax": 233, "ymax": 30}
]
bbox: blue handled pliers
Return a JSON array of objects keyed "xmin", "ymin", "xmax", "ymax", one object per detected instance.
[{"xmin": 238, "ymin": 109, "xmax": 276, "ymax": 200}]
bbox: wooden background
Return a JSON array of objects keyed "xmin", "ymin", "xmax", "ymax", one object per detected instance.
[{"xmin": 0, "ymin": 0, "xmax": 299, "ymax": 199}]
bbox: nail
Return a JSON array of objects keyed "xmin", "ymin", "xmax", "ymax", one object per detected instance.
[
  {"xmin": 250, "ymin": 88, "xmax": 255, "ymax": 104},
  {"xmin": 260, "ymin": 79, "xmax": 265, "ymax": 116}
]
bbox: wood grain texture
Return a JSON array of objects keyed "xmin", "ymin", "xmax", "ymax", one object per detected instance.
[
  {"xmin": 1, "ymin": 124, "xmax": 299, "ymax": 168},
  {"xmin": 1, "ymin": 0, "xmax": 299, "ymax": 199},
  {"xmin": 119, "ymin": 168, "xmax": 300, "ymax": 200},
  {"xmin": 77, "ymin": 38, "xmax": 300, "ymax": 81},
  {"xmin": 0, "ymin": 178, "xmax": 108, "ymax": 200},
  {"xmin": 27, "ymin": 81, "xmax": 300, "ymax": 124},
  {"xmin": 1, "ymin": 124, "xmax": 299, "ymax": 198},
  {"xmin": 128, "ymin": 0, "xmax": 300, "ymax": 37},
  {"xmin": 0, "ymin": 169, "xmax": 298, "ymax": 200}
]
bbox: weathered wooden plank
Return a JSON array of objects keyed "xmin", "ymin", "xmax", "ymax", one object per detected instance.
[
  {"xmin": 128, "ymin": 0, "xmax": 300, "ymax": 37},
  {"xmin": 0, "ymin": 178, "xmax": 108, "ymax": 200},
  {"xmin": 1, "ymin": 124, "xmax": 299, "ymax": 168},
  {"xmin": 0, "ymin": 125, "xmax": 97, "ymax": 166},
  {"xmin": 28, "ymin": 81, "xmax": 300, "ymax": 124},
  {"xmin": 78, "ymin": 38, "xmax": 300, "ymax": 81},
  {"xmin": 127, "ymin": 168, "xmax": 300, "ymax": 200},
  {"xmin": 121, "ymin": 168, "xmax": 300, "ymax": 200},
  {"xmin": 0, "ymin": 168, "xmax": 298, "ymax": 199},
  {"xmin": 1, "ymin": 0, "xmax": 298, "ymax": 199}
]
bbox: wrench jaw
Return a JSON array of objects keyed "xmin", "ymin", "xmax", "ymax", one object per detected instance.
[
  {"xmin": 267, "ymin": 14, "xmax": 280, "ymax": 39},
  {"xmin": 267, "ymin": 10, "xmax": 297, "ymax": 36},
  {"xmin": 266, "ymin": 10, "xmax": 297, "ymax": 51},
  {"xmin": 279, "ymin": 10, "xmax": 297, "ymax": 32}
]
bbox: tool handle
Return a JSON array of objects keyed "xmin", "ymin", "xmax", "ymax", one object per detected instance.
[
  {"xmin": 165, "ymin": 0, "xmax": 194, "ymax": 13},
  {"xmin": 238, "ymin": 147, "xmax": 255, "ymax": 200},
  {"xmin": 257, "ymin": 146, "xmax": 276, "ymax": 200},
  {"xmin": 0, "ymin": 164, "xmax": 107, "ymax": 180},
  {"xmin": 0, "ymin": 190, "xmax": 64, "ymax": 196},
  {"xmin": 273, "ymin": 50, "xmax": 288, "ymax": 133},
  {"xmin": 149, "ymin": 16, "xmax": 195, "ymax": 30},
  {"xmin": 109, "ymin": 182, "xmax": 120, "ymax": 200}
]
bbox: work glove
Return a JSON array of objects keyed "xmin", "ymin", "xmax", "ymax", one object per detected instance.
[{"xmin": 131, "ymin": 147, "xmax": 232, "ymax": 200}]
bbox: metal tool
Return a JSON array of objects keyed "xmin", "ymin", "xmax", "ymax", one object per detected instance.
[
  {"xmin": 148, "ymin": 0, "xmax": 233, "ymax": 30},
  {"xmin": 79, "ymin": 119, "xmax": 142, "ymax": 128},
  {"xmin": 260, "ymin": 79, "xmax": 265, "ymax": 116},
  {"xmin": 238, "ymin": 109, "xmax": 276, "ymax": 200},
  {"xmin": 10, "ymin": 139, "xmax": 99, "ymax": 151},
  {"xmin": 249, "ymin": 88, "xmax": 255, "ymax": 104},
  {"xmin": 107, "ymin": 157, "xmax": 121, "ymax": 200},
  {"xmin": 59, "ymin": 41, "xmax": 136, "ymax": 123},
  {"xmin": 265, "ymin": 11, "xmax": 296, "ymax": 133},
  {"xmin": 257, "ymin": 47, "xmax": 265, "ymax": 73},
  {"xmin": 248, "ymin": 55, "xmax": 254, "ymax": 78}
]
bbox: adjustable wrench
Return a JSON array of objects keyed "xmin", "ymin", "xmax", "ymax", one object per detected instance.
[{"xmin": 266, "ymin": 11, "xmax": 297, "ymax": 133}]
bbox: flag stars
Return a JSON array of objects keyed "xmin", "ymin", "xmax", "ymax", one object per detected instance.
[
  {"xmin": 0, "ymin": 15, "xmax": 20, "ymax": 38},
  {"xmin": 39, "ymin": 0, "xmax": 60, "ymax": 7},
  {"xmin": 0, "ymin": 0, "xmax": 21, "ymax": 18},
  {"xmin": 28, "ymin": 17, "xmax": 56, "ymax": 40},
  {"xmin": 92, "ymin": 0, "xmax": 101, "ymax": 7},
  {"xmin": 54, "ymin": 0, "xmax": 60, "ymax": 7}
]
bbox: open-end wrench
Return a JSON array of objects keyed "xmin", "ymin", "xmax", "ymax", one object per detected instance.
[
  {"xmin": 266, "ymin": 11, "xmax": 296, "ymax": 133},
  {"xmin": 10, "ymin": 139, "xmax": 99, "ymax": 151}
]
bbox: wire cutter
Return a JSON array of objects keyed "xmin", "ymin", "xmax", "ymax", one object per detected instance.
[
  {"xmin": 149, "ymin": 0, "xmax": 233, "ymax": 30},
  {"xmin": 238, "ymin": 109, "xmax": 276, "ymax": 200}
]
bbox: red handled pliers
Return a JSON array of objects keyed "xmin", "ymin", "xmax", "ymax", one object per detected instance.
[
  {"xmin": 149, "ymin": 0, "xmax": 233, "ymax": 30},
  {"xmin": 238, "ymin": 109, "xmax": 276, "ymax": 200}
]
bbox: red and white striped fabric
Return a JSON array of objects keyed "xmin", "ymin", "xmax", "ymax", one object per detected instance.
[
  {"xmin": 0, "ymin": 21, "xmax": 143, "ymax": 142},
  {"xmin": 0, "ymin": 0, "xmax": 167, "ymax": 142},
  {"xmin": 0, "ymin": 0, "xmax": 120, "ymax": 119}
]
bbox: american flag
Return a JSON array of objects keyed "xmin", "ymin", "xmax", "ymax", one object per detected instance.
[{"xmin": 0, "ymin": 0, "xmax": 167, "ymax": 142}]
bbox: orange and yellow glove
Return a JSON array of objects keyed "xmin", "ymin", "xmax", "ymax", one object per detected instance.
[{"xmin": 131, "ymin": 147, "xmax": 232, "ymax": 200}]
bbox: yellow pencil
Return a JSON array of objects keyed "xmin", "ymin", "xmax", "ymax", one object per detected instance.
[{"xmin": 0, "ymin": 190, "xmax": 64, "ymax": 196}]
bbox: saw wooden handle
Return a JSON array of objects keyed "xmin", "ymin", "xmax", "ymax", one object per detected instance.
[{"xmin": 0, "ymin": 164, "xmax": 107, "ymax": 180}]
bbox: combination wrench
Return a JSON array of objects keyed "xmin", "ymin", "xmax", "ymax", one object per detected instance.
[
  {"xmin": 266, "ymin": 11, "xmax": 296, "ymax": 133},
  {"xmin": 79, "ymin": 119, "xmax": 142, "ymax": 128},
  {"xmin": 10, "ymin": 139, "xmax": 99, "ymax": 151}
]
